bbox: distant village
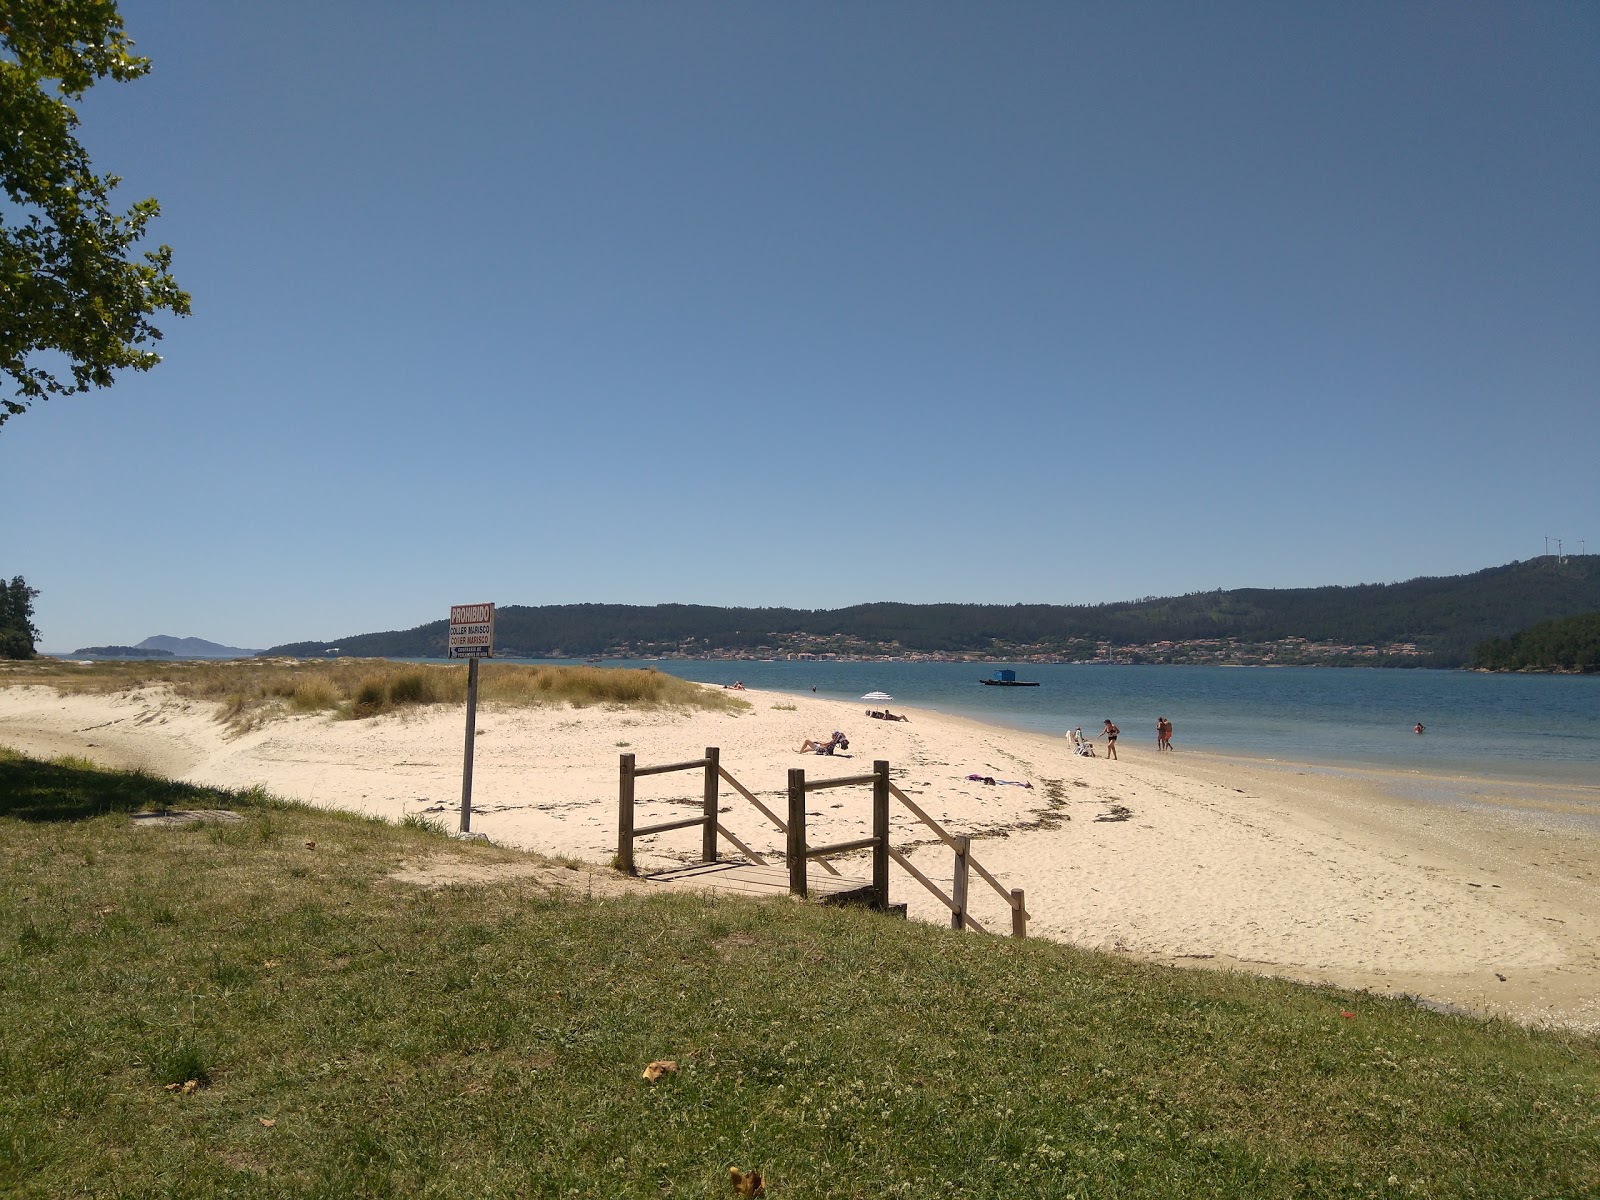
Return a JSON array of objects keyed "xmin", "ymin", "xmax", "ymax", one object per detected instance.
[{"xmin": 572, "ymin": 632, "xmax": 1426, "ymax": 667}]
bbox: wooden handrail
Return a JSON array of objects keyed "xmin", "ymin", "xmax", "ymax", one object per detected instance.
[
  {"xmin": 618, "ymin": 748, "xmax": 719, "ymax": 874},
  {"xmin": 887, "ymin": 782, "xmax": 962, "ymax": 852},
  {"xmin": 804, "ymin": 772, "xmax": 881, "ymax": 791},
  {"xmin": 889, "ymin": 780, "xmax": 1025, "ymax": 933},
  {"xmin": 715, "ymin": 822, "xmax": 768, "ymax": 866},
  {"xmin": 622, "ymin": 752, "xmax": 1025, "ymax": 936},
  {"xmin": 632, "ymin": 757, "xmax": 711, "ymax": 777},
  {"xmin": 633, "ymin": 813, "xmax": 710, "ymax": 838},
  {"xmin": 719, "ymin": 766, "xmax": 786, "ymax": 829},
  {"xmin": 718, "ymin": 765, "xmax": 841, "ymax": 876},
  {"xmin": 806, "ymin": 835, "xmax": 879, "ymax": 859},
  {"xmin": 969, "ymin": 856, "xmax": 1018, "ymax": 910},
  {"xmin": 887, "ymin": 846, "xmax": 955, "ymax": 913}
]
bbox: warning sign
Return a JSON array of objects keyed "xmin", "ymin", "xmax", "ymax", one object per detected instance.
[{"xmin": 448, "ymin": 602, "xmax": 495, "ymax": 658}]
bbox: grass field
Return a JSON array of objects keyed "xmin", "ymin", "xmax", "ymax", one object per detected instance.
[
  {"xmin": 1, "ymin": 748, "xmax": 1596, "ymax": 1198},
  {"xmin": 0, "ymin": 658, "xmax": 748, "ymax": 729}
]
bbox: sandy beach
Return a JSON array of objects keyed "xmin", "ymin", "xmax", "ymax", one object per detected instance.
[{"xmin": 3, "ymin": 680, "xmax": 1596, "ymax": 1034}]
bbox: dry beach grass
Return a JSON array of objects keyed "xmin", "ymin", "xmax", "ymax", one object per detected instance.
[{"xmin": 0, "ymin": 657, "xmax": 747, "ymax": 729}]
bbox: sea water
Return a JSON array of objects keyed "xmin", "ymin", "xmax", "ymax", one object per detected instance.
[{"xmin": 589, "ymin": 661, "xmax": 1598, "ymax": 786}]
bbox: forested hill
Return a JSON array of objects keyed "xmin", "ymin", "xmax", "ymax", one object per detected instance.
[
  {"xmin": 1472, "ymin": 611, "xmax": 1600, "ymax": 673},
  {"xmin": 261, "ymin": 558, "xmax": 1600, "ymax": 667}
]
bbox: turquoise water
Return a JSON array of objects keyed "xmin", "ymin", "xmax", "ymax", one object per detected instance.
[{"xmin": 589, "ymin": 661, "xmax": 1598, "ymax": 786}]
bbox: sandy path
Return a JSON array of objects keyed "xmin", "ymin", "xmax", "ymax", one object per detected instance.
[{"xmin": 3, "ymin": 681, "xmax": 1596, "ymax": 1033}]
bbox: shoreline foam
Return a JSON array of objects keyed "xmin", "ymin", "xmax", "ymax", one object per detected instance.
[{"xmin": 2, "ymin": 681, "xmax": 1596, "ymax": 1033}]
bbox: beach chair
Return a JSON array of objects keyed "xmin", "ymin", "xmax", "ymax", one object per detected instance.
[{"xmin": 1069, "ymin": 729, "xmax": 1097, "ymax": 757}]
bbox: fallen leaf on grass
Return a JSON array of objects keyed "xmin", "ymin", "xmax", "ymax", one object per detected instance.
[
  {"xmin": 262, "ymin": 960, "xmax": 280, "ymax": 969},
  {"xmin": 304, "ymin": 841, "xmax": 316, "ymax": 850},
  {"xmin": 642, "ymin": 1059, "xmax": 678, "ymax": 1083},
  {"xmin": 164, "ymin": 1080, "xmax": 199, "ymax": 1094},
  {"xmin": 1339, "ymin": 1011, "xmax": 1356, "ymax": 1019},
  {"xmin": 729, "ymin": 1166, "xmax": 765, "ymax": 1196},
  {"xmin": 258, "ymin": 1117, "xmax": 276, "ymax": 1128}
]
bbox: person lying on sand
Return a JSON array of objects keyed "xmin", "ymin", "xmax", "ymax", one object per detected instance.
[
  {"xmin": 966, "ymin": 774, "xmax": 1033, "ymax": 788},
  {"xmin": 866, "ymin": 709, "xmax": 908, "ymax": 722},
  {"xmin": 799, "ymin": 731, "xmax": 849, "ymax": 755}
]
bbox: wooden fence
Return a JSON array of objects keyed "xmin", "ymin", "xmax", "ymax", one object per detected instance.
[{"xmin": 617, "ymin": 748, "xmax": 1027, "ymax": 937}]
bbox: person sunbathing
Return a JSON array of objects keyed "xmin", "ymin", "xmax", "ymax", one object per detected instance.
[
  {"xmin": 866, "ymin": 709, "xmax": 909, "ymax": 722},
  {"xmin": 799, "ymin": 731, "xmax": 849, "ymax": 755}
]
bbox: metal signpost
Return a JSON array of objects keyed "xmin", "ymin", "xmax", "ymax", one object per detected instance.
[{"xmin": 448, "ymin": 603, "xmax": 495, "ymax": 833}]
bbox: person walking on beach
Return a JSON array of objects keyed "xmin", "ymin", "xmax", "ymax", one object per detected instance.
[
  {"xmin": 1163, "ymin": 717, "xmax": 1174, "ymax": 750},
  {"xmin": 1102, "ymin": 718, "xmax": 1119, "ymax": 760}
]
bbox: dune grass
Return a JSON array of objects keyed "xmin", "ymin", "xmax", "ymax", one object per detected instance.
[
  {"xmin": 1, "ymin": 748, "xmax": 1596, "ymax": 1198},
  {"xmin": 0, "ymin": 658, "xmax": 747, "ymax": 729}
]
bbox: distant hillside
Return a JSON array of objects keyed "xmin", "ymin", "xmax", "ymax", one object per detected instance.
[
  {"xmin": 1472, "ymin": 610, "xmax": 1600, "ymax": 673},
  {"xmin": 138, "ymin": 635, "xmax": 263, "ymax": 659},
  {"xmin": 261, "ymin": 558, "xmax": 1600, "ymax": 668}
]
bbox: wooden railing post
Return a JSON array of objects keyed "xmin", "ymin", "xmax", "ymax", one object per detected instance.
[
  {"xmin": 618, "ymin": 753, "xmax": 636, "ymax": 875},
  {"xmin": 872, "ymin": 760, "xmax": 890, "ymax": 910},
  {"xmin": 787, "ymin": 767, "xmax": 807, "ymax": 898},
  {"xmin": 1011, "ymin": 888, "xmax": 1027, "ymax": 939},
  {"xmin": 951, "ymin": 834, "xmax": 970, "ymax": 930},
  {"xmin": 702, "ymin": 747, "xmax": 720, "ymax": 864}
]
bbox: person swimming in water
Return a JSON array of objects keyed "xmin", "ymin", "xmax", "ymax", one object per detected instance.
[{"xmin": 1414, "ymin": 722, "xmax": 1425, "ymax": 734}]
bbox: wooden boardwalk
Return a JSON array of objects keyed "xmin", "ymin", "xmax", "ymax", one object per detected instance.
[{"xmin": 643, "ymin": 860, "xmax": 875, "ymax": 905}]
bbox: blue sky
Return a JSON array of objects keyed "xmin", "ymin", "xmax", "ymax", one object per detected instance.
[{"xmin": 5, "ymin": 2, "xmax": 1596, "ymax": 652}]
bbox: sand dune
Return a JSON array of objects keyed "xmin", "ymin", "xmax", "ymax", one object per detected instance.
[{"xmin": 3, "ymin": 680, "xmax": 1596, "ymax": 1033}]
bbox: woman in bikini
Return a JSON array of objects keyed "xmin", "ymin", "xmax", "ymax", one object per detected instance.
[
  {"xmin": 1102, "ymin": 719, "xmax": 1119, "ymax": 760},
  {"xmin": 799, "ymin": 731, "xmax": 849, "ymax": 755}
]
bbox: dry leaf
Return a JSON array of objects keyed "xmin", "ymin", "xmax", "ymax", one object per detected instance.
[
  {"xmin": 729, "ymin": 1166, "xmax": 765, "ymax": 1197},
  {"xmin": 304, "ymin": 841, "xmax": 316, "ymax": 850},
  {"xmin": 258, "ymin": 1117, "xmax": 276, "ymax": 1128},
  {"xmin": 642, "ymin": 1059, "xmax": 678, "ymax": 1083},
  {"xmin": 164, "ymin": 1079, "xmax": 199, "ymax": 1094},
  {"xmin": 262, "ymin": 960, "xmax": 280, "ymax": 969},
  {"xmin": 95, "ymin": 906, "xmax": 115, "ymax": 917}
]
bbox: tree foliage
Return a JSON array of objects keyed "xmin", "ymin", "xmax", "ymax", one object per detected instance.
[
  {"xmin": 0, "ymin": 0, "xmax": 189, "ymax": 427},
  {"xmin": 1, "ymin": 573, "xmax": 40, "ymax": 658},
  {"xmin": 1472, "ymin": 610, "xmax": 1600, "ymax": 673}
]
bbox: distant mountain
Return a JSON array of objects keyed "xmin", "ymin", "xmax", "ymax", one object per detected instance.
[
  {"xmin": 136, "ymin": 635, "xmax": 264, "ymax": 659},
  {"xmin": 259, "ymin": 558, "xmax": 1600, "ymax": 668}
]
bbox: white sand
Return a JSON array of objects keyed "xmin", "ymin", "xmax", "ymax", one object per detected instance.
[{"xmin": 3, "ymin": 680, "xmax": 1597, "ymax": 1033}]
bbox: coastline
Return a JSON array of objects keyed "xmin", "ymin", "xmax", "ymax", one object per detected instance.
[{"xmin": 2, "ymin": 680, "xmax": 1596, "ymax": 1034}]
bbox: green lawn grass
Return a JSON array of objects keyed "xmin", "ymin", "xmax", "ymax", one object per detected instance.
[{"xmin": 1, "ymin": 747, "xmax": 1596, "ymax": 1198}]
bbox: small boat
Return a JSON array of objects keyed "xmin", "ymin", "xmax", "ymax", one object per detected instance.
[{"xmin": 979, "ymin": 669, "xmax": 1039, "ymax": 687}]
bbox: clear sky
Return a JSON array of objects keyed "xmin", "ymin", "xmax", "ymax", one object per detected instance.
[{"xmin": 5, "ymin": 2, "xmax": 1596, "ymax": 652}]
